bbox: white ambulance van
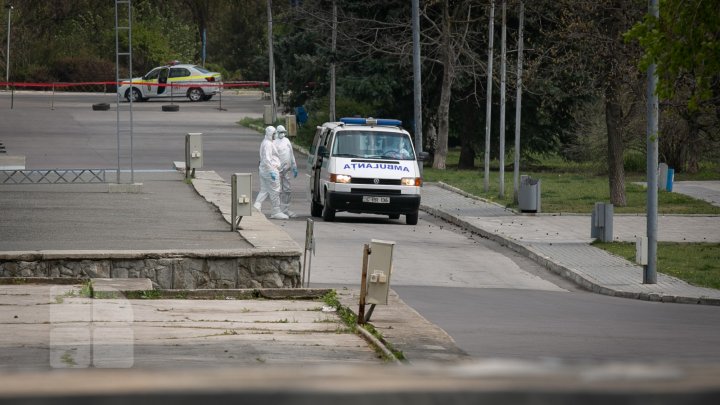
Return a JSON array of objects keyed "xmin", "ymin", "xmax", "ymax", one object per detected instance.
[{"xmin": 307, "ymin": 117, "xmax": 426, "ymax": 225}]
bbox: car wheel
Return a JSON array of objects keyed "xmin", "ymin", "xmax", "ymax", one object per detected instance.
[
  {"xmin": 388, "ymin": 214, "xmax": 400, "ymax": 220},
  {"xmin": 311, "ymin": 198, "xmax": 323, "ymax": 217},
  {"xmin": 406, "ymin": 211, "xmax": 418, "ymax": 225},
  {"xmin": 162, "ymin": 104, "xmax": 180, "ymax": 112},
  {"xmin": 187, "ymin": 88, "xmax": 204, "ymax": 102},
  {"xmin": 321, "ymin": 191, "xmax": 335, "ymax": 222},
  {"xmin": 125, "ymin": 88, "xmax": 143, "ymax": 102},
  {"xmin": 92, "ymin": 103, "xmax": 110, "ymax": 111}
]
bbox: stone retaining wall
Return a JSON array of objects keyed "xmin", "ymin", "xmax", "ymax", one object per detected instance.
[{"xmin": 0, "ymin": 252, "xmax": 301, "ymax": 289}]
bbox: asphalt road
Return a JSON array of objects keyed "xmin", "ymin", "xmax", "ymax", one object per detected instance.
[{"xmin": 2, "ymin": 91, "xmax": 720, "ymax": 364}]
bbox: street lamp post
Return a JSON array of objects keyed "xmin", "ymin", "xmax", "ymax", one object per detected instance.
[{"xmin": 5, "ymin": 4, "xmax": 12, "ymax": 89}]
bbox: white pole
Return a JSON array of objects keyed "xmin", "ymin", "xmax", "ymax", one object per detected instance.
[
  {"xmin": 412, "ymin": 0, "xmax": 423, "ymax": 175},
  {"xmin": 267, "ymin": 0, "xmax": 277, "ymax": 122},
  {"xmin": 513, "ymin": 0, "xmax": 524, "ymax": 204},
  {"xmin": 645, "ymin": 0, "xmax": 659, "ymax": 284},
  {"xmin": 498, "ymin": 0, "xmax": 507, "ymax": 198},
  {"xmin": 329, "ymin": 1, "xmax": 337, "ymax": 122},
  {"xmin": 484, "ymin": 1, "xmax": 495, "ymax": 192}
]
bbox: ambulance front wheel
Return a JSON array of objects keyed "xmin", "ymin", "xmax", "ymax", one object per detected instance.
[
  {"xmin": 322, "ymin": 191, "xmax": 335, "ymax": 222},
  {"xmin": 310, "ymin": 198, "xmax": 323, "ymax": 217},
  {"xmin": 406, "ymin": 211, "xmax": 418, "ymax": 225}
]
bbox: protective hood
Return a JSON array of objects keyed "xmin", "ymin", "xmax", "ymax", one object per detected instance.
[
  {"xmin": 276, "ymin": 125, "xmax": 287, "ymax": 139},
  {"xmin": 264, "ymin": 126, "xmax": 276, "ymax": 141}
]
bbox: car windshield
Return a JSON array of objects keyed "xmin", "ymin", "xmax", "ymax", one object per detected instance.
[{"xmin": 331, "ymin": 130, "xmax": 415, "ymax": 160}]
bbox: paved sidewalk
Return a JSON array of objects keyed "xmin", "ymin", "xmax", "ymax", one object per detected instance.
[
  {"xmin": 420, "ymin": 183, "xmax": 720, "ymax": 305},
  {"xmin": 672, "ymin": 181, "xmax": 720, "ymax": 207}
]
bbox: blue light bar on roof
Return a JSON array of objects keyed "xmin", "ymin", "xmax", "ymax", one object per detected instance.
[{"xmin": 340, "ymin": 117, "xmax": 402, "ymax": 126}]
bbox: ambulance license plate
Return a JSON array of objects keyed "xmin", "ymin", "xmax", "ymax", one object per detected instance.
[{"xmin": 363, "ymin": 196, "xmax": 390, "ymax": 204}]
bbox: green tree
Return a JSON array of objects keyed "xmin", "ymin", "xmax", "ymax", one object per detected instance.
[
  {"xmin": 627, "ymin": 0, "xmax": 720, "ymax": 173},
  {"xmin": 628, "ymin": 0, "xmax": 720, "ymax": 109}
]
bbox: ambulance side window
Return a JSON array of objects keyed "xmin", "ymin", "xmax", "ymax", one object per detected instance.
[
  {"xmin": 309, "ymin": 129, "xmax": 322, "ymax": 167},
  {"xmin": 323, "ymin": 130, "xmax": 334, "ymax": 148},
  {"xmin": 310, "ymin": 129, "xmax": 322, "ymax": 156}
]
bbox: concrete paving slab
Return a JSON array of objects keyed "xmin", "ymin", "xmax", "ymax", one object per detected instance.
[
  {"xmin": 0, "ymin": 284, "xmax": 383, "ymax": 371},
  {"xmin": 0, "ymin": 172, "xmax": 252, "ymax": 251},
  {"xmin": 672, "ymin": 181, "xmax": 720, "ymax": 207}
]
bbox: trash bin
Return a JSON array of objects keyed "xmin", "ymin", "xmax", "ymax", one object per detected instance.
[
  {"xmin": 518, "ymin": 175, "xmax": 541, "ymax": 213},
  {"xmin": 666, "ymin": 168, "xmax": 674, "ymax": 192},
  {"xmin": 295, "ymin": 106, "xmax": 308, "ymax": 125}
]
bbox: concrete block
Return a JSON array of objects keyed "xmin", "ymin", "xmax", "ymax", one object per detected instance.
[
  {"xmin": 0, "ymin": 155, "xmax": 26, "ymax": 170},
  {"xmin": 93, "ymin": 278, "xmax": 153, "ymax": 293}
]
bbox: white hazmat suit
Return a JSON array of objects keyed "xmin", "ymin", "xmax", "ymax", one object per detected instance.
[
  {"xmin": 273, "ymin": 125, "xmax": 298, "ymax": 217},
  {"xmin": 253, "ymin": 126, "xmax": 288, "ymax": 219}
]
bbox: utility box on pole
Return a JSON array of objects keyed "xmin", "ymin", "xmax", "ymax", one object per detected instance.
[
  {"xmin": 365, "ymin": 240, "xmax": 395, "ymax": 305},
  {"xmin": 185, "ymin": 133, "xmax": 203, "ymax": 179},
  {"xmin": 285, "ymin": 115, "xmax": 297, "ymax": 137},
  {"xmin": 231, "ymin": 173, "xmax": 252, "ymax": 231}
]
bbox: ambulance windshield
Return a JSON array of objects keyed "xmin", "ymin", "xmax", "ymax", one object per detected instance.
[{"xmin": 332, "ymin": 131, "xmax": 415, "ymax": 160}]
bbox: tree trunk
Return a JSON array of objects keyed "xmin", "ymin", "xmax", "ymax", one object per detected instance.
[
  {"xmin": 458, "ymin": 143, "xmax": 476, "ymax": 169},
  {"xmin": 434, "ymin": 76, "xmax": 451, "ymax": 169},
  {"xmin": 433, "ymin": 0, "xmax": 452, "ymax": 170},
  {"xmin": 605, "ymin": 85, "xmax": 626, "ymax": 206}
]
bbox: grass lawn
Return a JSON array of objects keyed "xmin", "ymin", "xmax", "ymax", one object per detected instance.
[
  {"xmin": 594, "ymin": 242, "xmax": 720, "ymax": 290},
  {"xmin": 422, "ymin": 150, "xmax": 720, "ymax": 214}
]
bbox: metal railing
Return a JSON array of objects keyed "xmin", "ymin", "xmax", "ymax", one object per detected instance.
[{"xmin": 0, "ymin": 169, "xmax": 108, "ymax": 184}]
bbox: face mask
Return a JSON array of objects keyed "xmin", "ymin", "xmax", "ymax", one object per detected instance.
[{"xmin": 279, "ymin": 132, "xmax": 286, "ymax": 139}]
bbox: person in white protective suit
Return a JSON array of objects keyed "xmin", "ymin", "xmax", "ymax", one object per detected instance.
[
  {"xmin": 253, "ymin": 126, "xmax": 288, "ymax": 219},
  {"xmin": 273, "ymin": 125, "xmax": 298, "ymax": 217}
]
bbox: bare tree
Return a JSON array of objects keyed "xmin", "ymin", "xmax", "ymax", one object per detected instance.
[
  {"xmin": 286, "ymin": 0, "xmax": 490, "ymax": 170},
  {"xmin": 532, "ymin": 0, "xmax": 645, "ymax": 206}
]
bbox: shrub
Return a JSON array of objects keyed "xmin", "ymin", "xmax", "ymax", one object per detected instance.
[
  {"xmin": 624, "ymin": 150, "xmax": 646, "ymax": 173},
  {"xmin": 52, "ymin": 57, "xmax": 116, "ymax": 83}
]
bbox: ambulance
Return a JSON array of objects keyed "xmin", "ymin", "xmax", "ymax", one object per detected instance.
[{"xmin": 308, "ymin": 117, "xmax": 427, "ymax": 225}]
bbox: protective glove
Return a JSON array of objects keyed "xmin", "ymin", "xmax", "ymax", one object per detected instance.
[
  {"xmin": 270, "ymin": 172, "xmax": 277, "ymax": 181},
  {"xmin": 292, "ymin": 166, "xmax": 298, "ymax": 178}
]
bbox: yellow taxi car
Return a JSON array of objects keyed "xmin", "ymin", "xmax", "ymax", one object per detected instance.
[{"xmin": 118, "ymin": 62, "xmax": 222, "ymax": 102}]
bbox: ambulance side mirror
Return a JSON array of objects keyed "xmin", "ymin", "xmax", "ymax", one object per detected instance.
[
  {"xmin": 318, "ymin": 145, "xmax": 329, "ymax": 158},
  {"xmin": 417, "ymin": 151, "xmax": 429, "ymax": 161}
]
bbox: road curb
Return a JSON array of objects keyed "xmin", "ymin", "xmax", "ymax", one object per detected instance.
[
  {"xmin": 420, "ymin": 203, "xmax": 720, "ymax": 306},
  {"xmin": 356, "ymin": 326, "xmax": 402, "ymax": 365}
]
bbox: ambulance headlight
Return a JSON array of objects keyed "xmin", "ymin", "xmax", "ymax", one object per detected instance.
[
  {"xmin": 401, "ymin": 177, "xmax": 422, "ymax": 186},
  {"xmin": 330, "ymin": 173, "xmax": 352, "ymax": 184}
]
